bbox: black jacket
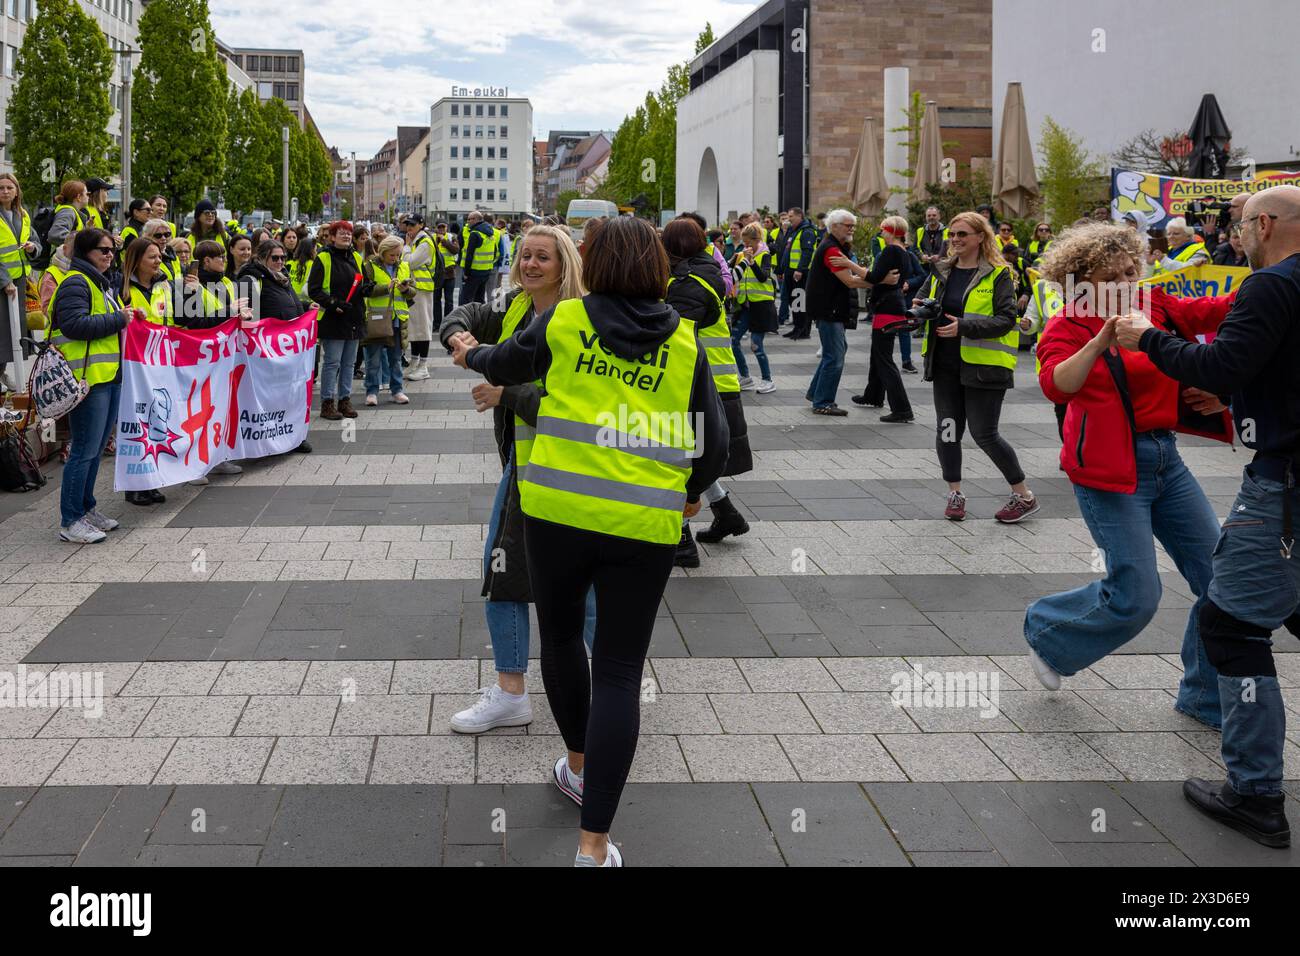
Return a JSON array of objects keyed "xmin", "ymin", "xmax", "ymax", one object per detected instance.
[
  {"xmin": 464, "ymin": 292, "xmax": 729, "ymax": 504},
  {"xmin": 920, "ymin": 258, "xmax": 1020, "ymax": 389},
  {"xmin": 779, "ymin": 220, "xmax": 818, "ymax": 276},
  {"xmin": 308, "ymin": 245, "xmax": 374, "ymax": 340},
  {"xmin": 237, "ymin": 261, "xmax": 301, "ymax": 321},
  {"xmin": 440, "ymin": 289, "xmax": 542, "ymax": 602},
  {"xmin": 51, "ymin": 258, "xmax": 129, "ymax": 353}
]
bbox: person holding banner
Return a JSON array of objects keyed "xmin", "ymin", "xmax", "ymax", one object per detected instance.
[
  {"xmin": 1025, "ymin": 221, "xmax": 1236, "ymax": 731},
  {"xmin": 308, "ymin": 221, "xmax": 374, "ymax": 421},
  {"xmin": 51, "ymin": 228, "xmax": 142, "ymax": 544},
  {"xmin": 141, "ymin": 220, "xmax": 181, "ymax": 283},
  {"xmin": 0, "ymin": 173, "xmax": 38, "ymax": 386}
]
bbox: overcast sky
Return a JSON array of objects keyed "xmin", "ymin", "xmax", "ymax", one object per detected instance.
[{"xmin": 210, "ymin": 0, "xmax": 753, "ymax": 158}]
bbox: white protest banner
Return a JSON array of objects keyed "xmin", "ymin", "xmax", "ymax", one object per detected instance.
[{"xmin": 114, "ymin": 311, "xmax": 317, "ymax": 491}]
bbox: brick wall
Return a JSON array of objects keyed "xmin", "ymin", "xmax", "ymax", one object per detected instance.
[{"xmin": 808, "ymin": 0, "xmax": 992, "ymax": 213}]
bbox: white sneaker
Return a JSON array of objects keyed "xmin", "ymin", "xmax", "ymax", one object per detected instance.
[
  {"xmin": 815, "ymin": 347, "xmax": 823, "ymax": 358},
  {"xmin": 188, "ymin": 476, "xmax": 209, "ymax": 486},
  {"xmin": 574, "ymin": 839, "xmax": 622, "ymax": 867},
  {"xmin": 210, "ymin": 461, "xmax": 242, "ymax": 475},
  {"xmin": 365, "ymin": 394, "xmax": 378, "ymax": 407},
  {"xmin": 84, "ymin": 509, "xmax": 119, "ymax": 532},
  {"xmin": 392, "ymin": 392, "xmax": 410, "ymax": 404},
  {"xmin": 756, "ymin": 379, "xmax": 776, "ymax": 394},
  {"xmin": 1028, "ymin": 646, "xmax": 1062, "ymax": 691},
  {"xmin": 738, "ymin": 375, "xmax": 756, "ymax": 390},
  {"xmin": 553, "ymin": 754, "xmax": 584, "ymax": 806},
  {"xmin": 407, "ymin": 359, "xmax": 430, "ymax": 381},
  {"xmin": 59, "ymin": 518, "xmax": 106, "ymax": 544},
  {"xmin": 449, "ymin": 685, "xmax": 532, "ymax": 733}
]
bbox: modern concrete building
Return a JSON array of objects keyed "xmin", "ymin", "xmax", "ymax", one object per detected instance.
[
  {"xmin": 425, "ymin": 92, "xmax": 534, "ymax": 219},
  {"xmin": 228, "ymin": 46, "xmax": 306, "ymax": 126}
]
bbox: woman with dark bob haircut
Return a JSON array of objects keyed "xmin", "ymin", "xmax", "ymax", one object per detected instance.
[{"xmin": 449, "ymin": 215, "xmax": 728, "ymax": 866}]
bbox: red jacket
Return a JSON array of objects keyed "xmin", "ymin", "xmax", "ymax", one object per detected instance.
[{"xmin": 1037, "ymin": 286, "xmax": 1235, "ymax": 493}]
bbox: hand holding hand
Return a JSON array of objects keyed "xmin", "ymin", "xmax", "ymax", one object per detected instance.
[
  {"xmin": 471, "ymin": 382, "xmax": 504, "ymax": 412},
  {"xmin": 1114, "ymin": 312, "xmax": 1152, "ymax": 351},
  {"xmin": 1182, "ymin": 386, "xmax": 1227, "ymax": 415},
  {"xmin": 449, "ymin": 334, "xmax": 476, "ymax": 369},
  {"xmin": 879, "ymin": 268, "xmax": 900, "ymax": 286},
  {"xmin": 935, "ymin": 314, "xmax": 961, "ymax": 338},
  {"xmin": 683, "ymin": 499, "xmax": 702, "ymax": 519}
]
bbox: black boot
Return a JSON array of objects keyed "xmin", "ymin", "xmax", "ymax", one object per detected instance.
[
  {"xmin": 674, "ymin": 524, "xmax": 700, "ymax": 568},
  {"xmin": 695, "ymin": 495, "xmax": 749, "ymax": 543},
  {"xmin": 1183, "ymin": 777, "xmax": 1291, "ymax": 848},
  {"xmin": 125, "ymin": 491, "xmax": 153, "ymax": 507}
]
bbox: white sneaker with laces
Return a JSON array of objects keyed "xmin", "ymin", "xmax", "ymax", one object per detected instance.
[
  {"xmin": 392, "ymin": 392, "xmax": 410, "ymax": 404},
  {"xmin": 574, "ymin": 839, "xmax": 622, "ymax": 867},
  {"xmin": 365, "ymin": 394, "xmax": 378, "ymax": 406},
  {"xmin": 738, "ymin": 375, "xmax": 756, "ymax": 390},
  {"xmin": 449, "ymin": 685, "xmax": 532, "ymax": 733},
  {"xmin": 84, "ymin": 509, "xmax": 119, "ymax": 532},
  {"xmin": 1028, "ymin": 646, "xmax": 1062, "ymax": 691},
  {"xmin": 59, "ymin": 518, "xmax": 106, "ymax": 544},
  {"xmin": 188, "ymin": 476, "xmax": 209, "ymax": 486},
  {"xmin": 756, "ymin": 379, "xmax": 776, "ymax": 394},
  {"xmin": 553, "ymin": 754, "xmax": 584, "ymax": 806},
  {"xmin": 210, "ymin": 461, "xmax": 242, "ymax": 475}
]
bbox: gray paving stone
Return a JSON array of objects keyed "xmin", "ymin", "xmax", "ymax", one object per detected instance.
[
  {"xmin": 331, "ymin": 695, "xmax": 431, "ymax": 736},
  {"xmin": 708, "ymin": 693, "xmax": 819, "ymax": 734},
  {"xmin": 1078, "ymin": 732, "xmax": 1225, "ymax": 781},
  {"xmin": 1055, "ymin": 841, "xmax": 1194, "ymax": 866},
  {"xmin": 154, "ymin": 738, "xmax": 275, "ymax": 784},
  {"xmin": 910, "ymin": 850, "xmax": 1006, "ymax": 865},
  {"xmin": 800, "ymin": 691, "xmax": 919, "ymax": 734},
  {"xmin": 47, "ymin": 738, "xmax": 176, "ymax": 786},
  {"xmin": 1000, "ymin": 781, "xmax": 1166, "ymax": 843},
  {"xmin": 879, "ymin": 733, "xmax": 1016, "ymax": 782},
  {"xmin": 236, "ymin": 696, "xmax": 339, "ymax": 737},
  {"xmin": 261, "ymin": 737, "xmax": 372, "ymax": 785},
  {"xmin": 1083, "ymin": 690, "xmax": 1207, "ymax": 732},
  {"xmin": 864, "ymin": 782, "xmax": 992, "ymax": 852},
  {"xmin": 136, "ymin": 696, "xmax": 247, "ymax": 737},
  {"xmin": 370, "ymin": 736, "xmax": 475, "ymax": 784},
  {"xmin": 779, "ymin": 734, "xmax": 907, "ymax": 781},
  {"xmin": 259, "ymin": 785, "xmax": 444, "ymax": 866},
  {"xmin": 651, "ymin": 658, "xmax": 749, "ymax": 693},
  {"xmin": 0, "ymin": 786, "xmax": 116, "ymax": 855},
  {"xmin": 995, "ymin": 690, "xmax": 1118, "ymax": 732},
  {"xmin": 119, "ymin": 661, "xmax": 224, "ymax": 697},
  {"xmin": 616, "ymin": 783, "xmax": 784, "ymax": 866},
  {"xmin": 737, "ymin": 658, "xmax": 837, "ymax": 692},
  {"xmin": 944, "ymin": 783, "xmax": 1070, "ymax": 866},
  {"xmin": 639, "ymin": 695, "xmax": 722, "ymax": 735},
  {"xmin": 73, "ymin": 785, "xmax": 174, "ymax": 865},
  {"xmin": 679, "ymin": 735, "xmax": 797, "ymax": 782},
  {"xmin": 135, "ymin": 844, "xmax": 263, "ymax": 865},
  {"xmin": 751, "ymin": 782, "xmax": 909, "ymax": 866},
  {"xmin": 0, "ymin": 739, "xmax": 73, "ymax": 786},
  {"xmin": 980, "ymin": 732, "xmax": 1124, "ymax": 781}
]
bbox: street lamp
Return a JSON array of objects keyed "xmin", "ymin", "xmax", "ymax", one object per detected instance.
[{"xmin": 119, "ymin": 50, "xmax": 133, "ymax": 230}]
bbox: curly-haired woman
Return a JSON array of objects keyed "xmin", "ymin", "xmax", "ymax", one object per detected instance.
[{"xmin": 1024, "ymin": 221, "xmax": 1236, "ymax": 728}]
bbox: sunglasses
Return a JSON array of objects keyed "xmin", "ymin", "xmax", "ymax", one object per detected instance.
[
  {"xmin": 948, "ymin": 230, "xmax": 975, "ymax": 239},
  {"xmin": 92, "ymin": 245, "xmax": 114, "ymax": 254},
  {"xmin": 156, "ymin": 231, "xmax": 171, "ymax": 238},
  {"xmin": 268, "ymin": 254, "xmax": 287, "ymax": 262}
]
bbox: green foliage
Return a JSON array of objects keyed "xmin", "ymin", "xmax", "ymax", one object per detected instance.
[
  {"xmin": 1037, "ymin": 115, "xmax": 1104, "ymax": 226},
  {"xmin": 260, "ymin": 98, "xmax": 332, "ymax": 218},
  {"xmin": 603, "ymin": 23, "xmax": 713, "ymax": 217},
  {"xmin": 220, "ymin": 86, "xmax": 274, "ymax": 214},
  {"xmin": 555, "ymin": 189, "xmax": 583, "ymax": 215},
  {"xmin": 905, "ymin": 168, "xmax": 994, "ymax": 225},
  {"xmin": 9, "ymin": 0, "xmax": 114, "ymax": 201},
  {"xmin": 132, "ymin": 0, "xmax": 228, "ymax": 215}
]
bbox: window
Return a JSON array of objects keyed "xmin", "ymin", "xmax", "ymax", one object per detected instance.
[
  {"xmin": 286, "ymin": 56, "xmax": 298, "ymax": 72},
  {"xmin": 450, "ymin": 146, "xmax": 457, "ymax": 158},
  {"xmin": 474, "ymin": 189, "xmax": 483, "ymax": 201},
  {"xmin": 3, "ymin": 127, "xmax": 11, "ymax": 163},
  {"xmin": 462, "ymin": 125, "xmax": 470, "ymax": 138},
  {"xmin": 487, "ymin": 147, "xmax": 495, "ymax": 159},
  {"xmin": 287, "ymin": 83, "xmax": 298, "ymax": 101},
  {"xmin": 5, "ymin": 45, "xmax": 16, "ymax": 78},
  {"xmin": 500, "ymin": 125, "xmax": 508, "ymax": 138},
  {"xmin": 257, "ymin": 81, "xmax": 273, "ymax": 98},
  {"xmin": 462, "ymin": 167, "xmax": 469, "ymax": 179},
  {"xmin": 500, "ymin": 105, "xmax": 508, "ymax": 117},
  {"xmin": 450, "ymin": 167, "xmax": 458, "ymax": 180},
  {"xmin": 475, "ymin": 125, "xmax": 483, "ymax": 138},
  {"xmin": 486, "ymin": 168, "xmax": 494, "ymax": 180},
  {"xmin": 274, "ymin": 56, "xmax": 285, "ymax": 72},
  {"xmin": 273, "ymin": 82, "xmax": 285, "ymax": 99},
  {"xmin": 499, "ymin": 168, "xmax": 507, "ymax": 181},
  {"xmin": 500, "ymin": 147, "xmax": 508, "ymax": 159},
  {"xmin": 474, "ymin": 167, "xmax": 483, "ymax": 180},
  {"xmin": 486, "ymin": 189, "xmax": 495, "ymax": 201},
  {"xmin": 475, "ymin": 104, "xmax": 483, "ymax": 117},
  {"xmin": 487, "ymin": 126, "xmax": 495, "ymax": 139},
  {"xmin": 233, "ymin": 54, "xmax": 242, "ymax": 68},
  {"xmin": 474, "ymin": 146, "xmax": 482, "ymax": 159},
  {"xmin": 451, "ymin": 103, "xmax": 458, "ymax": 116},
  {"xmin": 261, "ymin": 55, "xmax": 272, "ymax": 70},
  {"xmin": 499, "ymin": 189, "xmax": 507, "ymax": 202},
  {"xmin": 488, "ymin": 105, "xmax": 495, "ymax": 117},
  {"xmin": 450, "ymin": 126, "xmax": 458, "ymax": 138}
]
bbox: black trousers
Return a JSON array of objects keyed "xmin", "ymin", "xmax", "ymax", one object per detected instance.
[
  {"xmin": 461, "ymin": 270, "xmax": 489, "ymax": 305},
  {"xmin": 435, "ymin": 276, "xmax": 455, "ymax": 327},
  {"xmin": 861, "ymin": 328, "xmax": 912, "ymax": 415},
  {"xmin": 786, "ymin": 277, "xmax": 811, "ymax": 337},
  {"xmin": 931, "ymin": 368, "xmax": 1025, "ymax": 485},
  {"xmin": 524, "ymin": 516, "xmax": 675, "ymax": 834}
]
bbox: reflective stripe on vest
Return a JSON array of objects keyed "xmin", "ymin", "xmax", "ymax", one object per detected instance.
[
  {"xmin": 411, "ymin": 234, "xmax": 439, "ymax": 293},
  {"xmin": 315, "ymin": 249, "xmax": 365, "ymax": 310},
  {"xmin": 364, "ymin": 261, "xmax": 412, "ymax": 323},
  {"xmin": 920, "ymin": 267, "xmax": 1019, "ymax": 370},
  {"xmin": 668, "ymin": 273, "xmax": 738, "ymax": 393},
  {"xmin": 129, "ymin": 282, "xmax": 174, "ymax": 326},
  {"xmin": 916, "ymin": 225, "xmax": 949, "ymax": 247},
  {"xmin": 788, "ymin": 228, "xmax": 807, "ymax": 270},
  {"xmin": 519, "ymin": 298, "xmax": 699, "ymax": 545},
  {"xmin": 1030, "ymin": 279, "xmax": 1064, "ymax": 374},
  {"xmin": 0, "ymin": 208, "xmax": 32, "ymax": 279},
  {"xmin": 497, "ymin": 293, "xmax": 540, "ymax": 470},
  {"xmin": 1151, "ymin": 240, "xmax": 1207, "ymax": 276},
  {"xmin": 736, "ymin": 251, "xmax": 775, "ymax": 304},
  {"xmin": 469, "ymin": 227, "xmax": 496, "ymax": 271},
  {"xmin": 47, "ymin": 271, "xmax": 123, "ymax": 385}
]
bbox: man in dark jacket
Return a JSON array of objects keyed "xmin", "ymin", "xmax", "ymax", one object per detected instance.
[
  {"xmin": 459, "ymin": 211, "xmax": 497, "ymax": 305},
  {"xmin": 779, "ymin": 207, "xmax": 819, "ymax": 338}
]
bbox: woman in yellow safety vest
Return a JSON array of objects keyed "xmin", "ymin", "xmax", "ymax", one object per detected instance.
[
  {"xmin": 449, "ymin": 216, "xmax": 729, "ymax": 867},
  {"xmin": 191, "ymin": 240, "xmax": 242, "ymax": 324},
  {"xmin": 119, "ymin": 199, "xmax": 152, "ymax": 248},
  {"xmin": 83, "ymin": 178, "xmax": 112, "ymax": 234},
  {"xmin": 0, "ymin": 172, "xmax": 39, "ymax": 382},
  {"xmin": 48, "ymin": 180, "xmax": 91, "ymax": 251},
  {"xmin": 287, "ymin": 231, "xmax": 315, "ymax": 307},
  {"xmin": 140, "ymin": 220, "xmax": 181, "ymax": 282},
  {"xmin": 148, "ymin": 195, "xmax": 177, "ymax": 238},
  {"xmin": 188, "ymin": 200, "xmax": 228, "ymax": 253},
  {"xmin": 919, "ymin": 210, "xmax": 1037, "ymax": 524},
  {"xmin": 49, "ymin": 228, "xmax": 137, "ymax": 543},
  {"xmin": 361, "ymin": 235, "xmax": 413, "ymax": 407},
  {"xmin": 225, "ymin": 233, "xmax": 253, "ymax": 280},
  {"xmin": 437, "ymin": 223, "xmax": 594, "ymax": 735}
]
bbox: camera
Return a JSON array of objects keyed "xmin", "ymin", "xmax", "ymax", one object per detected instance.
[
  {"xmin": 1185, "ymin": 196, "xmax": 1232, "ymax": 226},
  {"xmin": 879, "ymin": 298, "xmax": 941, "ymax": 336}
]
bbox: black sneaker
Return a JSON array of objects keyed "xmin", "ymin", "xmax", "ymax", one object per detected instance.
[
  {"xmin": 851, "ymin": 395, "xmax": 883, "ymax": 407},
  {"xmin": 901, "ymin": 362, "xmax": 918, "ymax": 374},
  {"xmin": 880, "ymin": 412, "xmax": 914, "ymax": 423},
  {"xmin": 1183, "ymin": 777, "xmax": 1290, "ymax": 848},
  {"xmin": 813, "ymin": 405, "xmax": 848, "ymax": 416}
]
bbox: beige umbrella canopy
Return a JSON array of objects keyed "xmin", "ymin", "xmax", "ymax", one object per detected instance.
[
  {"xmin": 993, "ymin": 82, "xmax": 1039, "ymax": 219},
  {"xmin": 846, "ymin": 116, "xmax": 890, "ymax": 218},
  {"xmin": 910, "ymin": 100, "xmax": 945, "ymax": 203}
]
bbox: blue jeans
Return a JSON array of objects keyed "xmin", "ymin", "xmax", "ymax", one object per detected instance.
[
  {"xmin": 730, "ymin": 307, "xmax": 771, "ymax": 381},
  {"xmin": 484, "ymin": 451, "xmax": 595, "ymax": 673},
  {"xmin": 806, "ymin": 320, "xmax": 847, "ymax": 409},
  {"xmin": 1205, "ymin": 466, "xmax": 1300, "ymax": 795},
  {"xmin": 319, "ymin": 338, "xmax": 358, "ymax": 401},
  {"xmin": 896, "ymin": 327, "xmax": 912, "ymax": 363},
  {"xmin": 61, "ymin": 381, "xmax": 120, "ymax": 528},
  {"xmin": 363, "ymin": 337, "xmax": 404, "ymax": 397},
  {"xmin": 1024, "ymin": 432, "xmax": 1221, "ymax": 726}
]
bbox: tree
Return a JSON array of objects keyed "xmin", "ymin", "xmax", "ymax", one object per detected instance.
[
  {"xmin": 9, "ymin": 0, "xmax": 114, "ymax": 201},
  {"xmin": 1037, "ymin": 116, "xmax": 1104, "ymax": 226},
  {"xmin": 220, "ymin": 85, "xmax": 274, "ymax": 214},
  {"xmin": 555, "ymin": 189, "xmax": 583, "ymax": 216},
  {"xmin": 259, "ymin": 98, "xmax": 332, "ymax": 218},
  {"xmin": 132, "ymin": 0, "xmax": 228, "ymax": 215},
  {"xmin": 603, "ymin": 23, "xmax": 714, "ymax": 218},
  {"xmin": 905, "ymin": 168, "xmax": 994, "ymax": 226},
  {"xmin": 1111, "ymin": 127, "xmax": 1249, "ymax": 177}
]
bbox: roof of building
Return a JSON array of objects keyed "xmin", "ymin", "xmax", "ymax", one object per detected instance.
[{"xmin": 397, "ymin": 126, "xmax": 430, "ymax": 164}]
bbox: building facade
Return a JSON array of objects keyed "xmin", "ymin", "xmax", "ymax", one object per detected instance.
[
  {"xmin": 425, "ymin": 93, "xmax": 533, "ymax": 219},
  {"xmin": 228, "ymin": 46, "xmax": 306, "ymax": 126},
  {"xmin": 361, "ymin": 138, "xmax": 396, "ymax": 221},
  {"xmin": 395, "ymin": 125, "xmax": 429, "ymax": 219}
]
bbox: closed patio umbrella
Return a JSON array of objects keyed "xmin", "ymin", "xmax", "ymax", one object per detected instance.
[
  {"xmin": 846, "ymin": 116, "xmax": 890, "ymax": 218},
  {"xmin": 910, "ymin": 101, "xmax": 945, "ymax": 203},
  {"xmin": 993, "ymin": 82, "xmax": 1039, "ymax": 219}
]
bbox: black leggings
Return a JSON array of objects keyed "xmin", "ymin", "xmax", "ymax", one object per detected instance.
[
  {"xmin": 524, "ymin": 516, "xmax": 675, "ymax": 834},
  {"xmin": 861, "ymin": 327, "xmax": 912, "ymax": 414},
  {"xmin": 411, "ymin": 340, "xmax": 430, "ymax": 358},
  {"xmin": 931, "ymin": 369, "xmax": 1025, "ymax": 486}
]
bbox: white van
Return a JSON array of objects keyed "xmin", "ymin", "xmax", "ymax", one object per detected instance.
[{"xmin": 565, "ymin": 199, "xmax": 620, "ymax": 243}]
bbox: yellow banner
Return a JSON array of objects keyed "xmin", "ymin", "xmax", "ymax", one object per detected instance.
[{"xmin": 1139, "ymin": 263, "xmax": 1250, "ymax": 298}]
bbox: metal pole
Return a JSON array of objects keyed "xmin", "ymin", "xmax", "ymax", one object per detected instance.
[
  {"xmin": 282, "ymin": 126, "xmax": 291, "ymax": 221},
  {"xmin": 120, "ymin": 52, "xmax": 132, "ymax": 230}
]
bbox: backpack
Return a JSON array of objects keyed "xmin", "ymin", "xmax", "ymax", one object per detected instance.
[
  {"xmin": 0, "ymin": 423, "xmax": 46, "ymax": 493},
  {"xmin": 30, "ymin": 206, "xmax": 57, "ymax": 271},
  {"xmin": 25, "ymin": 336, "xmax": 88, "ymax": 421}
]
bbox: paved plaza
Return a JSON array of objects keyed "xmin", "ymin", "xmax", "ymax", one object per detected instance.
[{"xmin": 1, "ymin": 331, "xmax": 1297, "ymax": 866}]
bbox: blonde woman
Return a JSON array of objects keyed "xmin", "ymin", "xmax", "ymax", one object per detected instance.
[
  {"xmin": 916, "ymin": 211, "xmax": 1036, "ymax": 522},
  {"xmin": 437, "ymin": 224, "xmax": 595, "ymax": 734}
]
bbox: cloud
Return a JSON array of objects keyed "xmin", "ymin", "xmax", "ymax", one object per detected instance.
[{"xmin": 210, "ymin": 0, "xmax": 750, "ymax": 155}]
